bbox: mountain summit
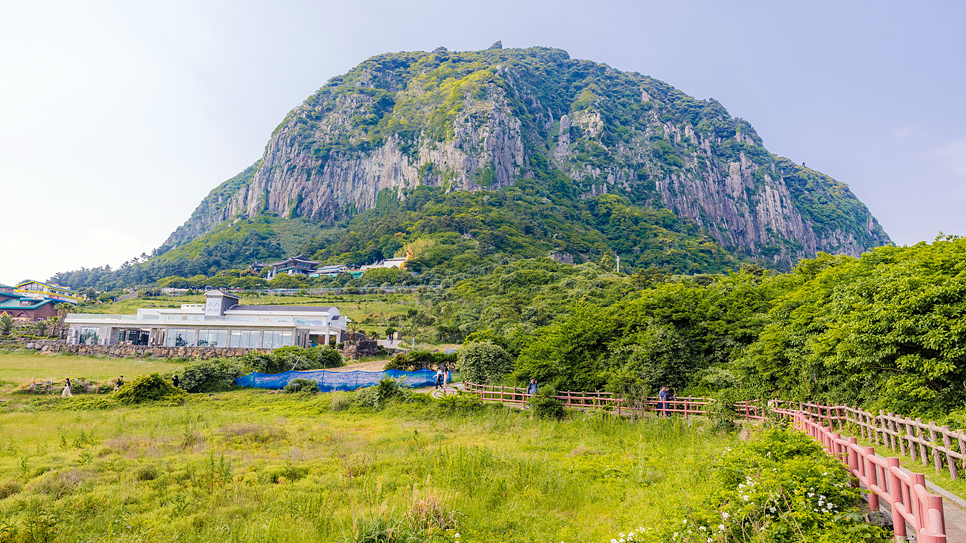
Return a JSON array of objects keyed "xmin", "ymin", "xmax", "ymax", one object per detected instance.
[{"xmin": 164, "ymin": 46, "xmax": 889, "ymax": 266}]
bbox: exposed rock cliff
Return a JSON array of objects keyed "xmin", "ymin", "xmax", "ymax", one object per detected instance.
[{"xmin": 163, "ymin": 46, "xmax": 890, "ymax": 264}]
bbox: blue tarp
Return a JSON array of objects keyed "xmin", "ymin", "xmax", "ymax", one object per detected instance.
[{"xmin": 235, "ymin": 369, "xmax": 437, "ymax": 392}]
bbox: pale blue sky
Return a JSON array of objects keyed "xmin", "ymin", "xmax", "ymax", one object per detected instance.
[{"xmin": 1, "ymin": 0, "xmax": 964, "ymax": 285}]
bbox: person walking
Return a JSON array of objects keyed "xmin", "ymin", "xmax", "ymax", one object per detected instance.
[
  {"xmin": 61, "ymin": 378, "xmax": 73, "ymax": 398},
  {"xmin": 525, "ymin": 378, "xmax": 538, "ymax": 408},
  {"xmin": 434, "ymin": 369, "xmax": 444, "ymax": 390},
  {"xmin": 658, "ymin": 386, "xmax": 670, "ymax": 418},
  {"xmin": 114, "ymin": 375, "xmax": 124, "ymax": 392},
  {"xmin": 172, "ymin": 374, "xmax": 180, "ymax": 389}
]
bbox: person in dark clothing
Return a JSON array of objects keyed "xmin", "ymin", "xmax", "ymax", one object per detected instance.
[
  {"xmin": 658, "ymin": 386, "xmax": 670, "ymax": 418},
  {"xmin": 114, "ymin": 376, "xmax": 124, "ymax": 392},
  {"xmin": 172, "ymin": 374, "xmax": 180, "ymax": 389},
  {"xmin": 524, "ymin": 378, "xmax": 538, "ymax": 408},
  {"xmin": 434, "ymin": 369, "xmax": 444, "ymax": 390}
]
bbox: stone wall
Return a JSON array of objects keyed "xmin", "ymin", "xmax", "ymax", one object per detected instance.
[{"xmin": 15, "ymin": 340, "xmax": 272, "ymax": 359}]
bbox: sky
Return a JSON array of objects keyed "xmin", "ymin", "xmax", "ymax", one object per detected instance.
[{"xmin": 1, "ymin": 0, "xmax": 964, "ymax": 286}]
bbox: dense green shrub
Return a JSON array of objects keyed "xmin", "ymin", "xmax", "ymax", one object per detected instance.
[
  {"xmin": 456, "ymin": 341, "xmax": 512, "ymax": 384},
  {"xmin": 114, "ymin": 374, "xmax": 186, "ymax": 404},
  {"xmin": 645, "ymin": 427, "xmax": 890, "ymax": 542},
  {"xmin": 528, "ymin": 393, "xmax": 565, "ymax": 420},
  {"xmin": 243, "ymin": 346, "xmax": 343, "ymax": 374},
  {"xmin": 179, "ymin": 359, "xmax": 249, "ymax": 393},
  {"xmin": 384, "ymin": 350, "xmax": 456, "ymax": 371},
  {"xmin": 283, "ymin": 378, "xmax": 319, "ymax": 394},
  {"xmin": 434, "ymin": 392, "xmax": 486, "ymax": 415},
  {"xmin": 352, "ymin": 377, "xmax": 411, "ymax": 410}
]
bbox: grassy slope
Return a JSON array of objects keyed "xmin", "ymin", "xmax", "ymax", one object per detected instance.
[{"xmin": 0, "ymin": 390, "xmax": 737, "ymax": 542}]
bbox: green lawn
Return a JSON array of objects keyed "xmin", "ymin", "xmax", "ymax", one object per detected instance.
[
  {"xmin": 0, "ymin": 390, "xmax": 738, "ymax": 543},
  {"xmin": 0, "ymin": 351, "xmax": 185, "ymax": 392}
]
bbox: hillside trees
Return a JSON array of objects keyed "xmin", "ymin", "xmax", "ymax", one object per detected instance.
[
  {"xmin": 505, "ymin": 237, "xmax": 963, "ymax": 416},
  {"xmin": 736, "ymin": 236, "xmax": 966, "ymax": 415},
  {"xmin": 512, "ymin": 267, "xmax": 782, "ymax": 392}
]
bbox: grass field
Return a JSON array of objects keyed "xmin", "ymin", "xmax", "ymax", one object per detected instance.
[
  {"xmin": 0, "ymin": 351, "xmax": 186, "ymax": 393},
  {"xmin": 0, "ymin": 387, "xmax": 737, "ymax": 543}
]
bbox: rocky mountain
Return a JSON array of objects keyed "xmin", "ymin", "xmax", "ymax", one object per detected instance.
[{"xmin": 161, "ymin": 45, "xmax": 890, "ymax": 266}]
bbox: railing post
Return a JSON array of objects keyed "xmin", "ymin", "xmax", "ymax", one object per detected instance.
[
  {"xmin": 940, "ymin": 426, "xmax": 957, "ymax": 480},
  {"xmin": 863, "ymin": 447, "xmax": 879, "ymax": 512},
  {"xmin": 921, "ymin": 493, "xmax": 947, "ymax": 543},
  {"xmin": 927, "ymin": 422, "xmax": 941, "ymax": 475},
  {"xmin": 887, "ymin": 458, "xmax": 906, "ymax": 540},
  {"xmin": 847, "ymin": 437, "xmax": 859, "ymax": 484}
]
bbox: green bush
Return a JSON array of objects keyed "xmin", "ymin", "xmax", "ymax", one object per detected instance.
[
  {"xmin": 353, "ymin": 377, "xmax": 411, "ymax": 410},
  {"xmin": 456, "ymin": 341, "xmax": 512, "ymax": 384},
  {"xmin": 434, "ymin": 392, "xmax": 486, "ymax": 415},
  {"xmin": 649, "ymin": 427, "xmax": 891, "ymax": 542},
  {"xmin": 243, "ymin": 346, "xmax": 343, "ymax": 374},
  {"xmin": 0, "ymin": 480, "xmax": 22, "ymax": 500},
  {"xmin": 384, "ymin": 350, "xmax": 456, "ymax": 371},
  {"xmin": 529, "ymin": 393, "xmax": 565, "ymax": 420},
  {"xmin": 114, "ymin": 374, "xmax": 186, "ymax": 404},
  {"xmin": 283, "ymin": 378, "xmax": 319, "ymax": 394},
  {"xmin": 179, "ymin": 358, "xmax": 248, "ymax": 393}
]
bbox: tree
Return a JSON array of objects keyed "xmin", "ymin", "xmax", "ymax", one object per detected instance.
[
  {"xmin": 0, "ymin": 314, "xmax": 13, "ymax": 336},
  {"xmin": 456, "ymin": 341, "xmax": 513, "ymax": 384}
]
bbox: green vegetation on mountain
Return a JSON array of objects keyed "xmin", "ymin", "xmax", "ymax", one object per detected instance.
[
  {"xmin": 51, "ymin": 179, "xmax": 738, "ymax": 291},
  {"xmin": 53, "ymin": 46, "xmax": 891, "ymax": 292}
]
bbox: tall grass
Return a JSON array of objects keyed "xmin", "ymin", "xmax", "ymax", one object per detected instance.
[{"xmin": 0, "ymin": 391, "xmax": 737, "ymax": 542}]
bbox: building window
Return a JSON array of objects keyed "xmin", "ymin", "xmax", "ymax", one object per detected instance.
[
  {"xmin": 262, "ymin": 330, "xmax": 293, "ymax": 349},
  {"xmin": 197, "ymin": 329, "xmax": 228, "ymax": 347},
  {"xmin": 80, "ymin": 328, "xmax": 99, "ymax": 345},
  {"xmin": 229, "ymin": 330, "xmax": 260, "ymax": 348},
  {"xmin": 165, "ymin": 328, "xmax": 196, "ymax": 347}
]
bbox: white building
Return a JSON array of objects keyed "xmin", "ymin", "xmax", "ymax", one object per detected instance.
[
  {"xmin": 360, "ymin": 257, "xmax": 408, "ymax": 271},
  {"xmin": 65, "ymin": 290, "xmax": 347, "ymax": 348}
]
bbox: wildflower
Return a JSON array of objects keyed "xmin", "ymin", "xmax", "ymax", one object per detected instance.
[{"xmin": 719, "ymin": 525, "xmax": 725, "ymax": 531}]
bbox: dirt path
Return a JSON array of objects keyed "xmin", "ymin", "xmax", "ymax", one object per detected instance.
[{"xmin": 328, "ymin": 360, "xmax": 389, "ymax": 372}]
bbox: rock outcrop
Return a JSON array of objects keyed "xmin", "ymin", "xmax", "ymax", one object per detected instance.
[{"xmin": 163, "ymin": 46, "xmax": 890, "ymax": 264}]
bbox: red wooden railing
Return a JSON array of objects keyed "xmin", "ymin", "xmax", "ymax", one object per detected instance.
[
  {"xmin": 462, "ymin": 383, "xmax": 770, "ymax": 420},
  {"xmin": 795, "ymin": 411, "xmax": 947, "ymax": 543},
  {"xmin": 461, "ymin": 383, "xmax": 952, "ymax": 540}
]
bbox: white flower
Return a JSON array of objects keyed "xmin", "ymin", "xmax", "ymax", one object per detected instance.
[
  {"xmin": 721, "ymin": 512, "xmax": 729, "ymax": 520},
  {"xmin": 719, "ymin": 524, "xmax": 725, "ymax": 531}
]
